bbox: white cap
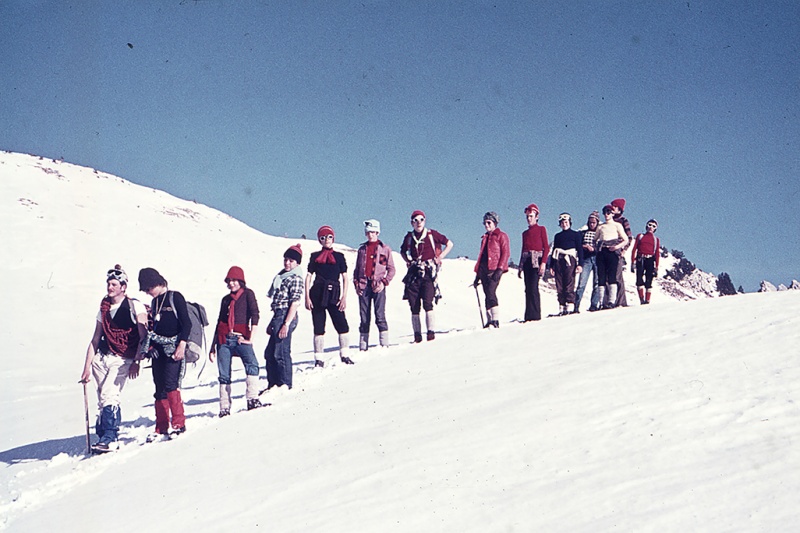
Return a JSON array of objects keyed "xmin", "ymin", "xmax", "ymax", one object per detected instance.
[{"xmin": 364, "ymin": 219, "xmax": 381, "ymax": 233}]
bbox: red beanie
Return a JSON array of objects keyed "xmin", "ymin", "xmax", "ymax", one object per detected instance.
[
  {"xmin": 411, "ymin": 210, "xmax": 425, "ymax": 220},
  {"xmin": 284, "ymin": 244, "xmax": 303, "ymax": 263},
  {"xmin": 524, "ymin": 203, "xmax": 539, "ymax": 215},
  {"xmin": 225, "ymin": 266, "xmax": 246, "ymax": 284},
  {"xmin": 611, "ymin": 198, "xmax": 626, "ymax": 212},
  {"xmin": 317, "ymin": 225, "xmax": 335, "ymax": 239}
]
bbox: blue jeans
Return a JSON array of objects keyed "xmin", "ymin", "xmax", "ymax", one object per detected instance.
[
  {"xmin": 264, "ymin": 309, "xmax": 297, "ymax": 389},
  {"xmin": 575, "ymin": 255, "xmax": 600, "ymax": 311},
  {"xmin": 216, "ymin": 335, "xmax": 260, "ymax": 385},
  {"xmin": 359, "ymin": 284, "xmax": 388, "ymax": 333}
]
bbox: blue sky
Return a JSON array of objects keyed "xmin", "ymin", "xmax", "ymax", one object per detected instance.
[{"xmin": 2, "ymin": 1, "xmax": 798, "ymax": 291}]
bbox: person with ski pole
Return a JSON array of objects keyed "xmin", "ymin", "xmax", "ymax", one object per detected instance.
[
  {"xmin": 79, "ymin": 264, "xmax": 147, "ymax": 453},
  {"xmin": 472, "ymin": 212, "xmax": 510, "ymax": 328},
  {"xmin": 264, "ymin": 244, "xmax": 304, "ymax": 389},
  {"xmin": 209, "ymin": 266, "xmax": 262, "ymax": 416},
  {"xmin": 353, "ymin": 219, "xmax": 396, "ymax": 350},
  {"xmin": 138, "ymin": 267, "xmax": 190, "ymax": 441},
  {"xmin": 400, "ymin": 210, "xmax": 454, "ymax": 342},
  {"xmin": 548, "ymin": 212, "xmax": 584, "ymax": 315},
  {"xmin": 631, "ymin": 219, "xmax": 661, "ymax": 304},
  {"xmin": 306, "ymin": 226, "xmax": 353, "ymax": 366},
  {"xmin": 519, "ymin": 204, "xmax": 550, "ymax": 322}
]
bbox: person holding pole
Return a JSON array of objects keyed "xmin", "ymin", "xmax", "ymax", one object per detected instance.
[{"xmin": 79, "ymin": 265, "xmax": 147, "ymax": 453}]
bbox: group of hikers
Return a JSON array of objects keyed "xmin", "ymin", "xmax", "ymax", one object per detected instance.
[{"xmin": 80, "ymin": 198, "xmax": 660, "ymax": 453}]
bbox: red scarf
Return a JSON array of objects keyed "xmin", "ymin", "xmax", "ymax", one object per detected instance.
[
  {"xmin": 315, "ymin": 248, "xmax": 337, "ymax": 264},
  {"xmin": 227, "ymin": 288, "xmax": 244, "ymax": 331},
  {"xmin": 100, "ymin": 297, "xmax": 140, "ymax": 358}
]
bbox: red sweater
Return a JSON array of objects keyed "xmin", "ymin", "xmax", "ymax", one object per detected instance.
[
  {"xmin": 631, "ymin": 233, "xmax": 660, "ymax": 268},
  {"xmin": 520, "ymin": 225, "xmax": 550, "ymax": 266}
]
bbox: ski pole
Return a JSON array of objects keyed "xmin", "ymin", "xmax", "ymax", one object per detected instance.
[
  {"xmin": 81, "ymin": 381, "xmax": 91, "ymax": 455},
  {"xmin": 472, "ymin": 282, "xmax": 485, "ymax": 328}
]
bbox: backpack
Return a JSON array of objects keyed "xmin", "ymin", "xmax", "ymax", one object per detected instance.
[{"xmin": 166, "ymin": 292, "xmax": 209, "ymax": 364}]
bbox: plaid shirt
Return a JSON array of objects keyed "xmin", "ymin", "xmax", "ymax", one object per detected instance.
[{"xmin": 269, "ymin": 273, "xmax": 304, "ymax": 311}]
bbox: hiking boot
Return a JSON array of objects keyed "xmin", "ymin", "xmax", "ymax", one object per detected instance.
[
  {"xmin": 427, "ymin": 331, "xmax": 435, "ymax": 341},
  {"xmin": 490, "ymin": 320, "xmax": 500, "ymax": 328},
  {"xmin": 247, "ymin": 398, "xmax": 264, "ymax": 411},
  {"xmin": 146, "ymin": 432, "xmax": 167, "ymax": 443},
  {"xmin": 314, "ymin": 359, "xmax": 325, "ymax": 368},
  {"xmin": 414, "ymin": 333, "xmax": 423, "ymax": 343},
  {"xmin": 218, "ymin": 409, "xmax": 230, "ymax": 418},
  {"xmin": 340, "ymin": 356, "xmax": 355, "ymax": 365},
  {"xmin": 91, "ymin": 441, "xmax": 115, "ymax": 454},
  {"xmin": 170, "ymin": 426, "xmax": 187, "ymax": 438}
]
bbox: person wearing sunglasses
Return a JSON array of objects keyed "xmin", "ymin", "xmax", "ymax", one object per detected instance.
[
  {"xmin": 631, "ymin": 219, "xmax": 661, "ymax": 305},
  {"xmin": 80, "ymin": 265, "xmax": 148, "ymax": 453},
  {"xmin": 306, "ymin": 226, "xmax": 353, "ymax": 365},
  {"xmin": 519, "ymin": 203, "xmax": 549, "ymax": 322},
  {"xmin": 353, "ymin": 219, "xmax": 396, "ymax": 350},
  {"xmin": 209, "ymin": 266, "xmax": 262, "ymax": 415},
  {"xmin": 593, "ymin": 205, "xmax": 629, "ymax": 309},
  {"xmin": 548, "ymin": 212, "xmax": 584, "ymax": 316},
  {"xmin": 609, "ymin": 198, "xmax": 633, "ymax": 307},
  {"xmin": 473, "ymin": 212, "xmax": 510, "ymax": 327}
]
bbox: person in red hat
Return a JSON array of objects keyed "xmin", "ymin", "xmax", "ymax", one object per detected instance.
[
  {"xmin": 306, "ymin": 226, "xmax": 353, "ymax": 365},
  {"xmin": 519, "ymin": 203, "xmax": 549, "ymax": 321},
  {"xmin": 609, "ymin": 198, "xmax": 633, "ymax": 307},
  {"xmin": 400, "ymin": 210, "xmax": 453, "ymax": 342},
  {"xmin": 209, "ymin": 266, "xmax": 262, "ymax": 416},
  {"xmin": 264, "ymin": 244, "xmax": 305, "ymax": 389}
]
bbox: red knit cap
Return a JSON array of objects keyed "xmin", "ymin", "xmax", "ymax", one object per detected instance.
[
  {"xmin": 411, "ymin": 210, "xmax": 425, "ymax": 220},
  {"xmin": 284, "ymin": 243, "xmax": 303, "ymax": 263},
  {"xmin": 225, "ymin": 266, "xmax": 246, "ymax": 284},
  {"xmin": 524, "ymin": 203, "xmax": 539, "ymax": 215},
  {"xmin": 611, "ymin": 198, "xmax": 626, "ymax": 212},
  {"xmin": 317, "ymin": 225, "xmax": 335, "ymax": 239}
]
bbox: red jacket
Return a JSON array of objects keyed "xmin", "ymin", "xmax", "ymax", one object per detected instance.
[{"xmin": 474, "ymin": 228, "xmax": 511, "ymax": 273}]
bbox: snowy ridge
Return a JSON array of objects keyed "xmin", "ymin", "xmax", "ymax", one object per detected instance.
[{"xmin": 2, "ymin": 152, "xmax": 799, "ymax": 531}]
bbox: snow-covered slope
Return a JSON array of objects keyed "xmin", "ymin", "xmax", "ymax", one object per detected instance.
[{"xmin": 2, "ymin": 152, "xmax": 799, "ymax": 531}]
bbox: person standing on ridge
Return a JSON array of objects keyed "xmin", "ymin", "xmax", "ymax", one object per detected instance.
[
  {"xmin": 306, "ymin": 226, "xmax": 353, "ymax": 366},
  {"xmin": 594, "ymin": 205, "xmax": 629, "ymax": 309},
  {"xmin": 80, "ymin": 265, "xmax": 147, "ymax": 453},
  {"xmin": 209, "ymin": 266, "xmax": 263, "ymax": 416},
  {"xmin": 353, "ymin": 219, "xmax": 396, "ymax": 350},
  {"xmin": 519, "ymin": 203, "xmax": 550, "ymax": 322},
  {"xmin": 473, "ymin": 211, "xmax": 510, "ymax": 327},
  {"xmin": 264, "ymin": 244, "xmax": 304, "ymax": 389},
  {"xmin": 575, "ymin": 211, "xmax": 601, "ymax": 312},
  {"xmin": 400, "ymin": 210, "xmax": 453, "ymax": 342},
  {"xmin": 549, "ymin": 212, "xmax": 584, "ymax": 315},
  {"xmin": 610, "ymin": 198, "xmax": 633, "ymax": 307},
  {"xmin": 138, "ymin": 267, "xmax": 190, "ymax": 441},
  {"xmin": 631, "ymin": 219, "xmax": 661, "ymax": 305}
]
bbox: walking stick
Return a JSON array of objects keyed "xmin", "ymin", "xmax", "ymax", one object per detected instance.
[
  {"xmin": 82, "ymin": 381, "xmax": 91, "ymax": 455},
  {"xmin": 472, "ymin": 282, "xmax": 486, "ymax": 328}
]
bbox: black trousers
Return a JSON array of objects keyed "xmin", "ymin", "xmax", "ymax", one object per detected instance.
[{"xmin": 522, "ymin": 262, "xmax": 541, "ymax": 321}]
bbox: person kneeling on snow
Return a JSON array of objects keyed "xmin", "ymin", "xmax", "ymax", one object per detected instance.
[
  {"xmin": 80, "ymin": 265, "xmax": 147, "ymax": 453},
  {"xmin": 210, "ymin": 266, "xmax": 263, "ymax": 416}
]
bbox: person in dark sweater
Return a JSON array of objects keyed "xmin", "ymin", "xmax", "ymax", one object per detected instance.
[
  {"xmin": 305, "ymin": 226, "xmax": 353, "ymax": 366},
  {"xmin": 209, "ymin": 266, "xmax": 262, "ymax": 416},
  {"xmin": 138, "ymin": 267, "xmax": 191, "ymax": 441},
  {"xmin": 548, "ymin": 213, "xmax": 584, "ymax": 315}
]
